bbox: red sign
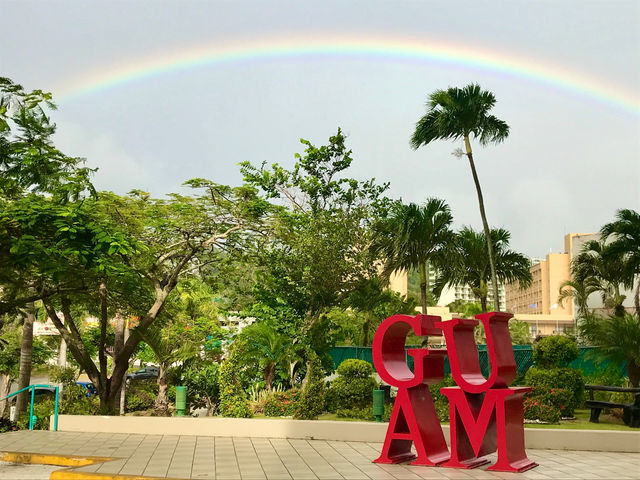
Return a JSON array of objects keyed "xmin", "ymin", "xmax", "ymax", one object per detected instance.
[{"xmin": 372, "ymin": 312, "xmax": 537, "ymax": 473}]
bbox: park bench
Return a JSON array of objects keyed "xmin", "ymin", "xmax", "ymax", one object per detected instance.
[{"xmin": 585, "ymin": 384, "xmax": 640, "ymax": 428}]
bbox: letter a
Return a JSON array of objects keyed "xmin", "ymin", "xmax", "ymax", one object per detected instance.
[{"xmin": 375, "ymin": 385, "xmax": 449, "ymax": 466}]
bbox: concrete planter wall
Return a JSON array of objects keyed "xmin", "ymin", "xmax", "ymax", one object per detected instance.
[{"xmin": 53, "ymin": 415, "xmax": 640, "ymax": 453}]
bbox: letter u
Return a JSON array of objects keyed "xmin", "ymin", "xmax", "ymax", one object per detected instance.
[{"xmin": 436, "ymin": 312, "xmax": 516, "ymax": 393}]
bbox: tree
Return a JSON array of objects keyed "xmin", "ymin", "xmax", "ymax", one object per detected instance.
[
  {"xmin": 373, "ymin": 199, "xmax": 454, "ymax": 315},
  {"xmin": 411, "ymin": 84, "xmax": 510, "ymax": 311},
  {"xmin": 601, "ymin": 209, "xmax": 640, "ymax": 318},
  {"xmin": 572, "ymin": 240, "xmax": 631, "ymax": 317},
  {"xmin": 14, "ymin": 302, "xmax": 35, "ymax": 416},
  {"xmin": 558, "ymin": 278, "xmax": 601, "ymax": 319},
  {"xmin": 579, "ymin": 313, "xmax": 640, "ymax": 387},
  {"xmin": 436, "ymin": 227, "xmax": 532, "ymax": 312},
  {"xmin": 344, "ymin": 277, "xmax": 419, "ymax": 346},
  {"xmin": 236, "ymin": 322, "xmax": 291, "ymax": 390},
  {"xmin": 240, "ymin": 129, "xmax": 389, "ymax": 378},
  {"xmin": 134, "ymin": 321, "xmax": 199, "ymax": 416},
  {"xmin": 36, "ymin": 185, "xmax": 263, "ymax": 413}
]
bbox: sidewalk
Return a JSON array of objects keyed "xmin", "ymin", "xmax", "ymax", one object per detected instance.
[{"xmin": 1, "ymin": 430, "xmax": 638, "ymax": 479}]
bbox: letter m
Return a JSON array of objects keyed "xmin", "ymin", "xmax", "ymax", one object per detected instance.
[{"xmin": 440, "ymin": 387, "xmax": 536, "ymax": 472}]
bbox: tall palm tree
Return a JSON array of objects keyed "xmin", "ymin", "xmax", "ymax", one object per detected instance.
[
  {"xmin": 436, "ymin": 227, "xmax": 531, "ymax": 312},
  {"xmin": 601, "ymin": 209, "xmax": 640, "ymax": 318},
  {"xmin": 411, "ymin": 84, "xmax": 509, "ymax": 311},
  {"xmin": 373, "ymin": 198, "xmax": 454, "ymax": 314}
]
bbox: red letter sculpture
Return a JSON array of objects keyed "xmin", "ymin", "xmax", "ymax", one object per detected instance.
[
  {"xmin": 372, "ymin": 314, "xmax": 449, "ymax": 466},
  {"xmin": 436, "ymin": 312, "xmax": 537, "ymax": 472},
  {"xmin": 372, "ymin": 311, "xmax": 537, "ymax": 473}
]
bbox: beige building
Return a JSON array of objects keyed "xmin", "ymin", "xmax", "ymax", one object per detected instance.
[{"xmin": 505, "ymin": 233, "xmax": 598, "ymax": 337}]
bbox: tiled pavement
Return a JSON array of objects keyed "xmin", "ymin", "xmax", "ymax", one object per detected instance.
[{"xmin": 0, "ymin": 430, "xmax": 639, "ymax": 479}]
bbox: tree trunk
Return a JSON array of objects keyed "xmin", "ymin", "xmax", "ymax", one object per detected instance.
[
  {"xmin": 419, "ymin": 262, "xmax": 428, "ymax": 314},
  {"xmin": 154, "ymin": 362, "xmax": 169, "ymax": 416},
  {"xmin": 465, "ymin": 136, "xmax": 500, "ymax": 312},
  {"xmin": 362, "ymin": 315, "xmax": 370, "ymax": 346},
  {"xmin": 634, "ymin": 281, "xmax": 640, "ymax": 320},
  {"xmin": 480, "ymin": 296, "xmax": 488, "ymax": 313},
  {"xmin": 419, "ymin": 263, "xmax": 429, "ymax": 348},
  {"xmin": 15, "ymin": 302, "xmax": 35, "ymax": 417},
  {"xmin": 0, "ymin": 373, "xmax": 12, "ymax": 417},
  {"xmin": 628, "ymin": 359, "xmax": 639, "ymax": 388},
  {"xmin": 264, "ymin": 364, "xmax": 275, "ymax": 390}
]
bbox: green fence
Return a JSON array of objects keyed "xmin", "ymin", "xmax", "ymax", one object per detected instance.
[{"xmin": 328, "ymin": 345, "xmax": 623, "ymax": 377}]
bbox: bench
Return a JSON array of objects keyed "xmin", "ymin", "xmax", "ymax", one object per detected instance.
[{"xmin": 585, "ymin": 384, "xmax": 640, "ymax": 428}]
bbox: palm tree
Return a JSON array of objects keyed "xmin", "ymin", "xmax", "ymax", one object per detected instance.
[
  {"xmin": 436, "ymin": 227, "xmax": 532, "ymax": 312},
  {"xmin": 572, "ymin": 240, "xmax": 631, "ymax": 317},
  {"xmin": 373, "ymin": 198, "xmax": 454, "ymax": 314},
  {"xmin": 14, "ymin": 302, "xmax": 35, "ymax": 417},
  {"xmin": 135, "ymin": 324, "xmax": 199, "ymax": 416},
  {"xmin": 411, "ymin": 84, "xmax": 509, "ymax": 311},
  {"xmin": 238, "ymin": 322, "xmax": 291, "ymax": 390},
  {"xmin": 601, "ymin": 209, "xmax": 640, "ymax": 318},
  {"xmin": 579, "ymin": 313, "xmax": 640, "ymax": 387},
  {"xmin": 558, "ymin": 278, "xmax": 601, "ymax": 319}
]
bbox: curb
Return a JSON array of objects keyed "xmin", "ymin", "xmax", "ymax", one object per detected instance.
[{"xmin": 0, "ymin": 451, "xmax": 187, "ymax": 480}]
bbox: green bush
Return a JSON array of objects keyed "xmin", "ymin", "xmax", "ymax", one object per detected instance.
[
  {"xmin": 329, "ymin": 359, "xmax": 377, "ymax": 410},
  {"xmin": 218, "ymin": 348, "xmax": 252, "ymax": 418},
  {"xmin": 533, "ymin": 335, "xmax": 579, "ymax": 368},
  {"xmin": 294, "ymin": 353, "xmax": 326, "ymax": 420},
  {"xmin": 264, "ymin": 390, "xmax": 301, "ymax": 417},
  {"xmin": 523, "ymin": 395, "xmax": 562, "ymax": 423},
  {"xmin": 336, "ymin": 359, "xmax": 374, "ymax": 378},
  {"xmin": 337, "ymin": 403, "xmax": 393, "ymax": 421},
  {"xmin": 126, "ymin": 380, "xmax": 157, "ymax": 412},
  {"xmin": 429, "ymin": 376, "xmax": 456, "ymax": 422},
  {"xmin": 525, "ymin": 367, "xmax": 584, "ymax": 416},
  {"xmin": 584, "ymin": 366, "xmax": 627, "ymax": 402}
]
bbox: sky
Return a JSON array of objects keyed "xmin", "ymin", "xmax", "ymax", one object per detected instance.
[{"xmin": 1, "ymin": 0, "xmax": 639, "ymax": 258}]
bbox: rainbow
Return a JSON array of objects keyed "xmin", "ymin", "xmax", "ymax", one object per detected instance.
[{"xmin": 55, "ymin": 35, "xmax": 639, "ymax": 115}]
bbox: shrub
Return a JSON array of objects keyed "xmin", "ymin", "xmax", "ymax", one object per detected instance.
[
  {"xmin": 429, "ymin": 376, "xmax": 456, "ymax": 422},
  {"xmin": 264, "ymin": 390, "xmax": 301, "ymax": 417},
  {"xmin": 126, "ymin": 380, "xmax": 157, "ymax": 412},
  {"xmin": 295, "ymin": 352, "xmax": 326, "ymax": 420},
  {"xmin": 525, "ymin": 367, "xmax": 584, "ymax": 416},
  {"xmin": 0, "ymin": 418, "xmax": 18, "ymax": 433},
  {"xmin": 524, "ymin": 396, "xmax": 562, "ymax": 423},
  {"xmin": 218, "ymin": 348, "xmax": 252, "ymax": 418},
  {"xmin": 584, "ymin": 366, "xmax": 627, "ymax": 402},
  {"xmin": 337, "ymin": 403, "xmax": 393, "ymax": 421},
  {"xmin": 533, "ymin": 335, "xmax": 579, "ymax": 368},
  {"xmin": 329, "ymin": 359, "xmax": 377, "ymax": 410}
]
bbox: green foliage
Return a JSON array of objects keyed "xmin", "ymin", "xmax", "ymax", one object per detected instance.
[
  {"xmin": 294, "ymin": 352, "xmax": 326, "ymax": 419},
  {"xmin": 533, "ymin": 335, "xmax": 579, "ymax": 368},
  {"xmin": 525, "ymin": 367, "xmax": 584, "ymax": 416},
  {"xmin": 218, "ymin": 348, "xmax": 252, "ymax": 418},
  {"xmin": 0, "ymin": 418, "xmax": 18, "ymax": 432},
  {"xmin": 523, "ymin": 395, "xmax": 562, "ymax": 423},
  {"xmin": 48, "ymin": 366, "xmax": 77, "ymax": 385},
  {"xmin": 337, "ymin": 403, "xmax": 393, "ymax": 421},
  {"xmin": 175, "ymin": 360, "xmax": 220, "ymax": 413},
  {"xmin": 429, "ymin": 376, "xmax": 457, "ymax": 421},
  {"xmin": 435, "ymin": 227, "xmax": 531, "ymax": 312},
  {"xmin": 579, "ymin": 313, "xmax": 640, "ymax": 387},
  {"xmin": 125, "ymin": 380, "xmax": 158, "ymax": 412},
  {"xmin": 264, "ymin": 390, "xmax": 301, "ymax": 417},
  {"xmin": 330, "ymin": 359, "xmax": 377, "ymax": 410},
  {"xmin": 241, "ymin": 130, "xmax": 389, "ymax": 361},
  {"xmin": 509, "ymin": 320, "xmax": 532, "ymax": 345}
]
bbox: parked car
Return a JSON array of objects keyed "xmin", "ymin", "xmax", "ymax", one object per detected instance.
[
  {"xmin": 126, "ymin": 366, "xmax": 159, "ymax": 381},
  {"xmin": 76, "ymin": 381, "xmax": 97, "ymax": 398}
]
